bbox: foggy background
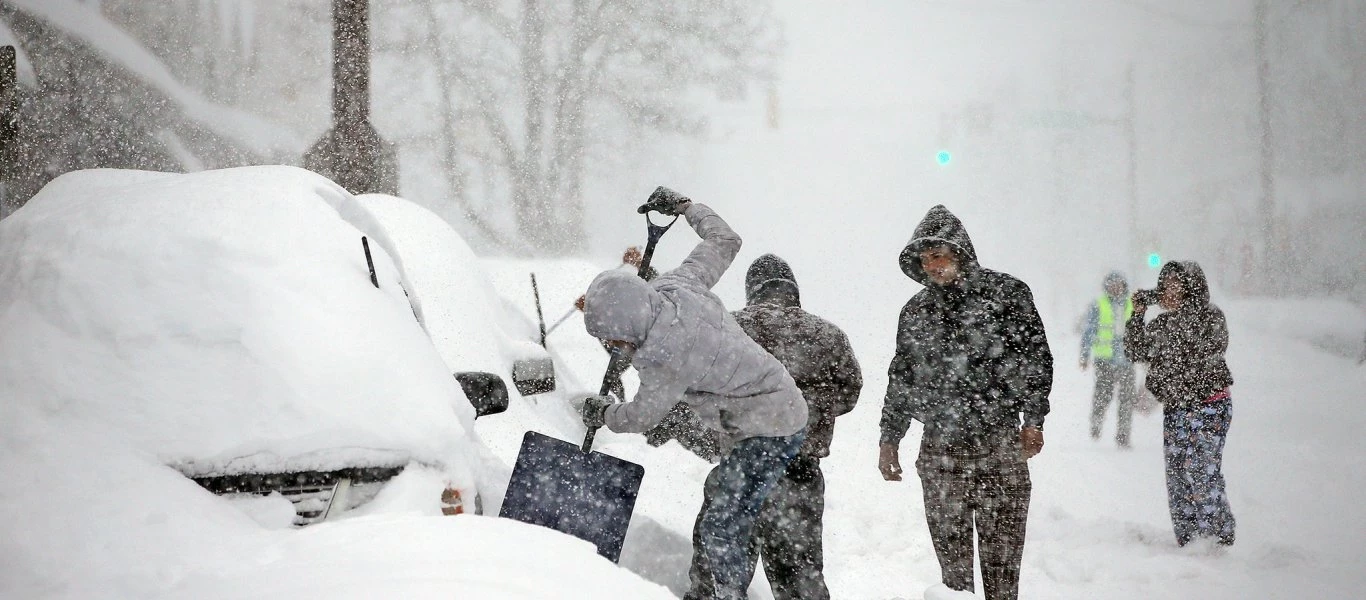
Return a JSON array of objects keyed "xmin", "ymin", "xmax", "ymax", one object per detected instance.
[
  {"xmin": 3, "ymin": 0, "xmax": 1361, "ymax": 316},
  {"xmin": 3, "ymin": 2, "xmax": 1365, "ymax": 597}
]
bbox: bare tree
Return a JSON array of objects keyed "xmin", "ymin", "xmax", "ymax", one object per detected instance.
[{"xmin": 381, "ymin": 0, "xmax": 781, "ymax": 253}]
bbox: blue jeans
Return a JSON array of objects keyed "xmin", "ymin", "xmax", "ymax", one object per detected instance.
[
  {"xmin": 685, "ymin": 431, "xmax": 806, "ymax": 600},
  {"xmin": 1163, "ymin": 397, "xmax": 1236, "ymax": 545}
]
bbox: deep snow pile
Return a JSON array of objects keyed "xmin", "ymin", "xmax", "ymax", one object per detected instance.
[
  {"xmin": 0, "ymin": 167, "xmax": 467, "ymax": 477},
  {"xmin": 0, "ymin": 167, "xmax": 672, "ymax": 599}
]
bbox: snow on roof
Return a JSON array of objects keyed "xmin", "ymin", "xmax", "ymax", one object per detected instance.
[
  {"xmin": 0, "ymin": 166, "xmax": 472, "ymax": 477},
  {"xmin": 0, "ymin": 17, "xmax": 36, "ymax": 87},
  {"xmin": 3, "ymin": 0, "xmax": 304, "ymax": 158}
]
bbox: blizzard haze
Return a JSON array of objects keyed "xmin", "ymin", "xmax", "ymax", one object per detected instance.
[{"xmin": 1, "ymin": 1, "xmax": 1364, "ymax": 599}]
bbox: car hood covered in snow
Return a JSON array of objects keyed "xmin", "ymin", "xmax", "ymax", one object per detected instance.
[
  {"xmin": 0, "ymin": 166, "xmax": 474, "ymax": 477},
  {"xmin": 0, "ymin": 167, "xmax": 671, "ymax": 599}
]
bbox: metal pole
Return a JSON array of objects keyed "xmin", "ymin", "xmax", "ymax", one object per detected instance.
[
  {"xmin": 304, "ymin": 0, "xmax": 397, "ymax": 195},
  {"xmin": 334, "ymin": 0, "xmax": 369, "ymax": 128}
]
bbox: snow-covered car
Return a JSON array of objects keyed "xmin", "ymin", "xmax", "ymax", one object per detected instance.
[
  {"xmin": 0, "ymin": 166, "xmax": 527, "ymax": 525},
  {"xmin": 0, "ymin": 166, "xmax": 671, "ymax": 599}
]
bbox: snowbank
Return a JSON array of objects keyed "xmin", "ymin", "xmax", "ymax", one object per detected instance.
[
  {"xmin": 158, "ymin": 513, "xmax": 674, "ymax": 600},
  {"xmin": 1224, "ymin": 297, "xmax": 1366, "ymax": 361},
  {"xmin": 0, "ymin": 166, "xmax": 470, "ymax": 477},
  {"xmin": 0, "ymin": 167, "xmax": 672, "ymax": 599}
]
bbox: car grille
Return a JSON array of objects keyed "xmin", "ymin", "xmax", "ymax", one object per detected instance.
[{"xmin": 192, "ymin": 466, "xmax": 404, "ymax": 526}]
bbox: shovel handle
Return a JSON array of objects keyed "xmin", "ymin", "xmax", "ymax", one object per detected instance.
[{"xmin": 636, "ymin": 213, "xmax": 678, "ymax": 279}]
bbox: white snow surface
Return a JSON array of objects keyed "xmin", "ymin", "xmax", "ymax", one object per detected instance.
[
  {"xmin": 0, "ymin": 167, "xmax": 671, "ymax": 599},
  {"xmin": 0, "ymin": 166, "xmax": 464, "ymax": 476},
  {"xmin": 485, "ymin": 246, "xmax": 1366, "ymax": 600}
]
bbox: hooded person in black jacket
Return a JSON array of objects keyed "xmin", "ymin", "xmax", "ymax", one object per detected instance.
[
  {"xmin": 726, "ymin": 254, "xmax": 862, "ymax": 600},
  {"xmin": 1125, "ymin": 260, "xmax": 1236, "ymax": 547},
  {"xmin": 878, "ymin": 205, "xmax": 1052, "ymax": 600}
]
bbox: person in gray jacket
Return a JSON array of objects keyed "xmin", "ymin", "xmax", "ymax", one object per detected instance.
[{"xmin": 577, "ymin": 192, "xmax": 808, "ymax": 600}]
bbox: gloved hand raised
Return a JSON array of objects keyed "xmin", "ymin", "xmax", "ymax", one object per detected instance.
[
  {"xmin": 637, "ymin": 186, "xmax": 692, "ymax": 216},
  {"xmin": 579, "ymin": 394, "xmax": 614, "ymax": 429}
]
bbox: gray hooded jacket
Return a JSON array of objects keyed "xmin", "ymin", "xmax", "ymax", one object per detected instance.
[{"xmin": 583, "ymin": 203, "xmax": 808, "ymax": 449}]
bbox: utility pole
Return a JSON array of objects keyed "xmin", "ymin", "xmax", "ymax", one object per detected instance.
[
  {"xmin": 303, "ymin": 0, "xmax": 398, "ymax": 195},
  {"xmin": 1254, "ymin": 0, "xmax": 1276, "ymax": 280}
]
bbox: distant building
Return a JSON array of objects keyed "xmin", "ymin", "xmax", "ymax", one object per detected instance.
[{"xmin": 0, "ymin": 0, "xmax": 301, "ymax": 218}]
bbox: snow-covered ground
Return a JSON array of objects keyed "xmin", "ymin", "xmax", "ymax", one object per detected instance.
[
  {"xmin": 486, "ymin": 254, "xmax": 1366, "ymax": 599},
  {"xmin": 0, "ymin": 168, "xmax": 1360, "ymax": 599}
]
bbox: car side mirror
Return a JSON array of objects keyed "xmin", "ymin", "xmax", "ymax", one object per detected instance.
[
  {"xmin": 511, "ymin": 357, "xmax": 556, "ymax": 396},
  {"xmin": 454, "ymin": 372, "xmax": 509, "ymax": 418}
]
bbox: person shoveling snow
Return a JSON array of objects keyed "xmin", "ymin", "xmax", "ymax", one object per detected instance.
[{"xmin": 577, "ymin": 189, "xmax": 809, "ymax": 600}]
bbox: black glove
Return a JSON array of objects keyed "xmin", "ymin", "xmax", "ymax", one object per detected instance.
[
  {"xmin": 580, "ymin": 395, "xmax": 613, "ymax": 429},
  {"xmin": 1133, "ymin": 289, "xmax": 1160, "ymax": 306},
  {"xmin": 644, "ymin": 402, "xmax": 722, "ymax": 462},
  {"xmin": 637, "ymin": 186, "xmax": 691, "ymax": 216}
]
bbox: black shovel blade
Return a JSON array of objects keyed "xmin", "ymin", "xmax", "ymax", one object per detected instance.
[{"xmin": 499, "ymin": 431, "xmax": 644, "ymax": 563}]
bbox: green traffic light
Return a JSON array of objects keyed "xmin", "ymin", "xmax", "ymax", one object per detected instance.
[
  {"xmin": 936, "ymin": 150, "xmax": 952, "ymax": 166},
  {"xmin": 1147, "ymin": 253, "xmax": 1161, "ymax": 268}
]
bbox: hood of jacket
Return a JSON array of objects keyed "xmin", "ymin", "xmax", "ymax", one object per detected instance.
[
  {"xmin": 1158, "ymin": 261, "xmax": 1211, "ymax": 311},
  {"xmin": 899, "ymin": 205, "xmax": 980, "ymax": 286},
  {"xmin": 744, "ymin": 253, "xmax": 801, "ymax": 308},
  {"xmin": 583, "ymin": 270, "xmax": 662, "ymax": 347}
]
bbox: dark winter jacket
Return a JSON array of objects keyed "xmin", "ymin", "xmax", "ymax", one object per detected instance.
[
  {"xmin": 733, "ymin": 254, "xmax": 863, "ymax": 458},
  {"xmin": 879, "ymin": 206, "xmax": 1053, "ymax": 450},
  {"xmin": 1124, "ymin": 261, "xmax": 1233, "ymax": 409}
]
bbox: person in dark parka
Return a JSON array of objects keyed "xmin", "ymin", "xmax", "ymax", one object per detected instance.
[
  {"xmin": 877, "ymin": 205, "xmax": 1053, "ymax": 600},
  {"xmin": 707, "ymin": 254, "xmax": 863, "ymax": 600},
  {"xmin": 1124, "ymin": 260, "xmax": 1236, "ymax": 547}
]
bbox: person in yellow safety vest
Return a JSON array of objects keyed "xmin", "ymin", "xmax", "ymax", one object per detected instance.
[{"xmin": 1080, "ymin": 271, "xmax": 1139, "ymax": 447}]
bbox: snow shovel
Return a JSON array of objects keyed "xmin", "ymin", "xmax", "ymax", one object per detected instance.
[{"xmin": 499, "ymin": 198, "xmax": 679, "ymax": 563}]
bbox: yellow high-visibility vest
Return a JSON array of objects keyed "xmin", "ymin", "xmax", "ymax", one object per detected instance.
[{"xmin": 1093, "ymin": 295, "xmax": 1134, "ymax": 360}]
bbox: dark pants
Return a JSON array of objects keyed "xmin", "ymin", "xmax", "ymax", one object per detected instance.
[
  {"xmin": 916, "ymin": 440, "xmax": 1032, "ymax": 600},
  {"xmin": 1090, "ymin": 360, "xmax": 1137, "ymax": 445},
  {"xmin": 1163, "ymin": 398, "xmax": 1236, "ymax": 546},
  {"xmin": 684, "ymin": 431, "xmax": 805, "ymax": 600},
  {"xmin": 739, "ymin": 455, "xmax": 829, "ymax": 600}
]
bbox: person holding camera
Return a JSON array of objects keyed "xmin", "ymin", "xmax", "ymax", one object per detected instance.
[
  {"xmin": 577, "ymin": 188, "xmax": 808, "ymax": 600},
  {"xmin": 1125, "ymin": 261, "xmax": 1236, "ymax": 547}
]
